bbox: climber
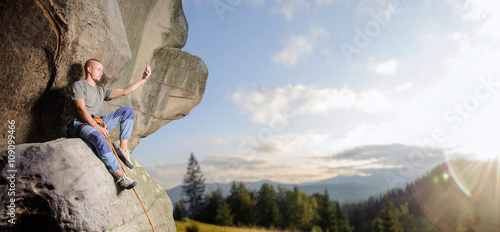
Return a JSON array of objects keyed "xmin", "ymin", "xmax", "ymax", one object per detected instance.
[{"xmin": 67, "ymin": 58, "xmax": 151, "ymax": 190}]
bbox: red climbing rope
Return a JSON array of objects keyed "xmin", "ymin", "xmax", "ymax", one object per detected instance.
[{"xmin": 94, "ymin": 116, "xmax": 156, "ymax": 232}]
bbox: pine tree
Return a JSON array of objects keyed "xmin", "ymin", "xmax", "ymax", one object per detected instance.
[
  {"xmin": 256, "ymin": 183, "xmax": 282, "ymax": 228},
  {"xmin": 315, "ymin": 189, "xmax": 337, "ymax": 232},
  {"xmin": 352, "ymin": 209, "xmax": 362, "ymax": 232},
  {"xmin": 372, "ymin": 198, "xmax": 402, "ymax": 232},
  {"xmin": 226, "ymin": 181, "xmax": 257, "ymax": 226},
  {"xmin": 182, "ymin": 153, "xmax": 206, "ymax": 218},
  {"xmin": 286, "ymin": 186, "xmax": 315, "ymax": 231},
  {"xmin": 338, "ymin": 213, "xmax": 354, "ymax": 232},
  {"xmin": 398, "ymin": 203, "xmax": 417, "ymax": 232},
  {"xmin": 173, "ymin": 198, "xmax": 187, "ymax": 220},
  {"xmin": 333, "ymin": 201, "xmax": 354, "ymax": 232},
  {"xmin": 199, "ymin": 187, "xmax": 224, "ymax": 224},
  {"xmin": 372, "ymin": 217, "xmax": 384, "ymax": 232},
  {"xmin": 216, "ymin": 201, "xmax": 234, "ymax": 226},
  {"xmin": 276, "ymin": 186, "xmax": 289, "ymax": 229}
]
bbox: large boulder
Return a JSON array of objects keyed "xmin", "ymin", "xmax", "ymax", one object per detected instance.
[
  {"xmin": 0, "ymin": 138, "xmax": 176, "ymax": 231},
  {"xmin": 0, "ymin": 0, "xmax": 133, "ymax": 144},
  {"xmin": 0, "ymin": 0, "xmax": 208, "ymax": 151},
  {"xmin": 0, "ymin": 0, "xmax": 206, "ymax": 231}
]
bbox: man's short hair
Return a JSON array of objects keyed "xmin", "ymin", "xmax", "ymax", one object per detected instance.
[{"xmin": 84, "ymin": 59, "xmax": 101, "ymax": 73}]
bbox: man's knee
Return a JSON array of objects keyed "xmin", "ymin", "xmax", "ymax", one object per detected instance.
[{"xmin": 117, "ymin": 106, "xmax": 134, "ymax": 120}]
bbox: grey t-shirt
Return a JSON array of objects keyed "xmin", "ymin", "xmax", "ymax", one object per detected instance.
[{"xmin": 72, "ymin": 80, "xmax": 112, "ymax": 116}]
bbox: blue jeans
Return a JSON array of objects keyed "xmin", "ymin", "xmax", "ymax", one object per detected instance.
[{"xmin": 68, "ymin": 106, "xmax": 134, "ymax": 175}]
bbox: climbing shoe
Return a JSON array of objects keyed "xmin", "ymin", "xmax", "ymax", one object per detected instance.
[
  {"xmin": 116, "ymin": 174, "xmax": 137, "ymax": 190},
  {"xmin": 116, "ymin": 147, "xmax": 134, "ymax": 169}
]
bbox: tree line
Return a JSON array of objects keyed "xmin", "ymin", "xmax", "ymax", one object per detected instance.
[
  {"xmin": 176, "ymin": 153, "xmax": 353, "ymax": 231},
  {"xmin": 176, "ymin": 180, "xmax": 355, "ymax": 232},
  {"xmin": 176, "ymin": 154, "xmax": 497, "ymax": 231}
]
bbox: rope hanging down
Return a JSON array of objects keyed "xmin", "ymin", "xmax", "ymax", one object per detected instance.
[{"xmin": 94, "ymin": 116, "xmax": 156, "ymax": 232}]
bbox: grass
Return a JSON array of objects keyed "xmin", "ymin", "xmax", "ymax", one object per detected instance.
[{"xmin": 175, "ymin": 218, "xmax": 286, "ymax": 232}]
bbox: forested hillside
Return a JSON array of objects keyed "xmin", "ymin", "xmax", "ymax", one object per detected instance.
[
  {"xmin": 342, "ymin": 159, "xmax": 500, "ymax": 232},
  {"xmin": 175, "ymin": 158, "xmax": 499, "ymax": 232}
]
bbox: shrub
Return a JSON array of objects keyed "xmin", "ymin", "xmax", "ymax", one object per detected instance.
[{"xmin": 185, "ymin": 223, "xmax": 200, "ymax": 232}]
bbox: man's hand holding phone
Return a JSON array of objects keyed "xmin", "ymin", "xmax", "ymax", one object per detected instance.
[{"xmin": 143, "ymin": 59, "xmax": 151, "ymax": 80}]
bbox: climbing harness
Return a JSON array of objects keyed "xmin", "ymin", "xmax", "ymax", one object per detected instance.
[{"xmin": 93, "ymin": 116, "xmax": 156, "ymax": 232}]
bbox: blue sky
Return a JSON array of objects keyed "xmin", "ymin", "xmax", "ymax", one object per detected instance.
[{"xmin": 133, "ymin": 0, "xmax": 500, "ymax": 189}]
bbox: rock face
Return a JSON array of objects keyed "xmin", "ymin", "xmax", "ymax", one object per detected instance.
[
  {"xmin": 0, "ymin": 0, "xmax": 208, "ymax": 150},
  {"xmin": 102, "ymin": 0, "xmax": 208, "ymax": 149},
  {"xmin": 0, "ymin": 138, "xmax": 176, "ymax": 231},
  {"xmin": 0, "ymin": 0, "xmax": 207, "ymax": 231}
]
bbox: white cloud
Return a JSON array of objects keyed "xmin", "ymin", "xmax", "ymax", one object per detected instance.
[
  {"xmin": 447, "ymin": 32, "xmax": 469, "ymax": 42},
  {"xmin": 367, "ymin": 58, "xmax": 399, "ymax": 75},
  {"xmin": 464, "ymin": 0, "xmax": 500, "ymax": 44},
  {"xmin": 200, "ymin": 154, "xmax": 318, "ymax": 184},
  {"xmin": 142, "ymin": 162, "xmax": 186, "ymax": 189},
  {"xmin": 316, "ymin": 0, "xmax": 348, "ymax": 7},
  {"xmin": 355, "ymin": 0, "xmax": 399, "ymax": 15},
  {"xmin": 272, "ymin": 35, "xmax": 313, "ymax": 67},
  {"xmin": 249, "ymin": 131, "xmax": 335, "ymax": 156},
  {"xmin": 463, "ymin": 0, "xmax": 499, "ymax": 21},
  {"xmin": 356, "ymin": 89, "xmax": 392, "ymax": 112},
  {"xmin": 222, "ymin": 132, "xmax": 446, "ymax": 184},
  {"xmin": 232, "ymin": 84, "xmax": 392, "ymax": 126},
  {"xmin": 309, "ymin": 26, "xmax": 330, "ymax": 39},
  {"xmin": 272, "ymin": 26, "xmax": 329, "ymax": 67},
  {"xmin": 269, "ymin": 0, "xmax": 310, "ymax": 20},
  {"xmin": 395, "ymin": 83, "xmax": 414, "ymax": 92},
  {"xmin": 228, "ymin": 131, "xmax": 360, "ymax": 183}
]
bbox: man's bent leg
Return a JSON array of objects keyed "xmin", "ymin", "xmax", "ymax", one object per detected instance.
[
  {"xmin": 79, "ymin": 125, "xmax": 122, "ymax": 175},
  {"xmin": 101, "ymin": 106, "xmax": 134, "ymax": 150},
  {"xmin": 69, "ymin": 120, "xmax": 136, "ymax": 189}
]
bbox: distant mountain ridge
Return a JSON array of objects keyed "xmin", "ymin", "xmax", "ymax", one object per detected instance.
[
  {"xmin": 167, "ymin": 170, "xmax": 423, "ymax": 205},
  {"xmin": 167, "ymin": 144, "xmax": 448, "ymax": 205}
]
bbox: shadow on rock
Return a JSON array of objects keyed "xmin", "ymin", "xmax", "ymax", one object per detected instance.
[{"xmin": 27, "ymin": 63, "xmax": 83, "ymax": 143}]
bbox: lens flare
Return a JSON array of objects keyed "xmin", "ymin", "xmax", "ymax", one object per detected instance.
[
  {"xmin": 409, "ymin": 157, "xmax": 500, "ymax": 231},
  {"xmin": 446, "ymin": 158, "xmax": 472, "ymax": 197},
  {"xmin": 445, "ymin": 157, "xmax": 499, "ymax": 198},
  {"xmin": 442, "ymin": 172, "xmax": 449, "ymax": 181}
]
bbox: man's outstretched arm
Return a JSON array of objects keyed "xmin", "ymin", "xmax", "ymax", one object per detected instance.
[{"xmin": 108, "ymin": 65, "xmax": 151, "ymax": 100}]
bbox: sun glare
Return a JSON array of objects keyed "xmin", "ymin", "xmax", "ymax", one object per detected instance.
[
  {"xmin": 445, "ymin": 157, "xmax": 500, "ymax": 198},
  {"xmin": 471, "ymin": 152, "xmax": 500, "ymax": 161},
  {"xmin": 410, "ymin": 157, "xmax": 500, "ymax": 231}
]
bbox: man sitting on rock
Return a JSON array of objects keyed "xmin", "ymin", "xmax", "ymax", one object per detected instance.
[{"xmin": 67, "ymin": 58, "xmax": 151, "ymax": 190}]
